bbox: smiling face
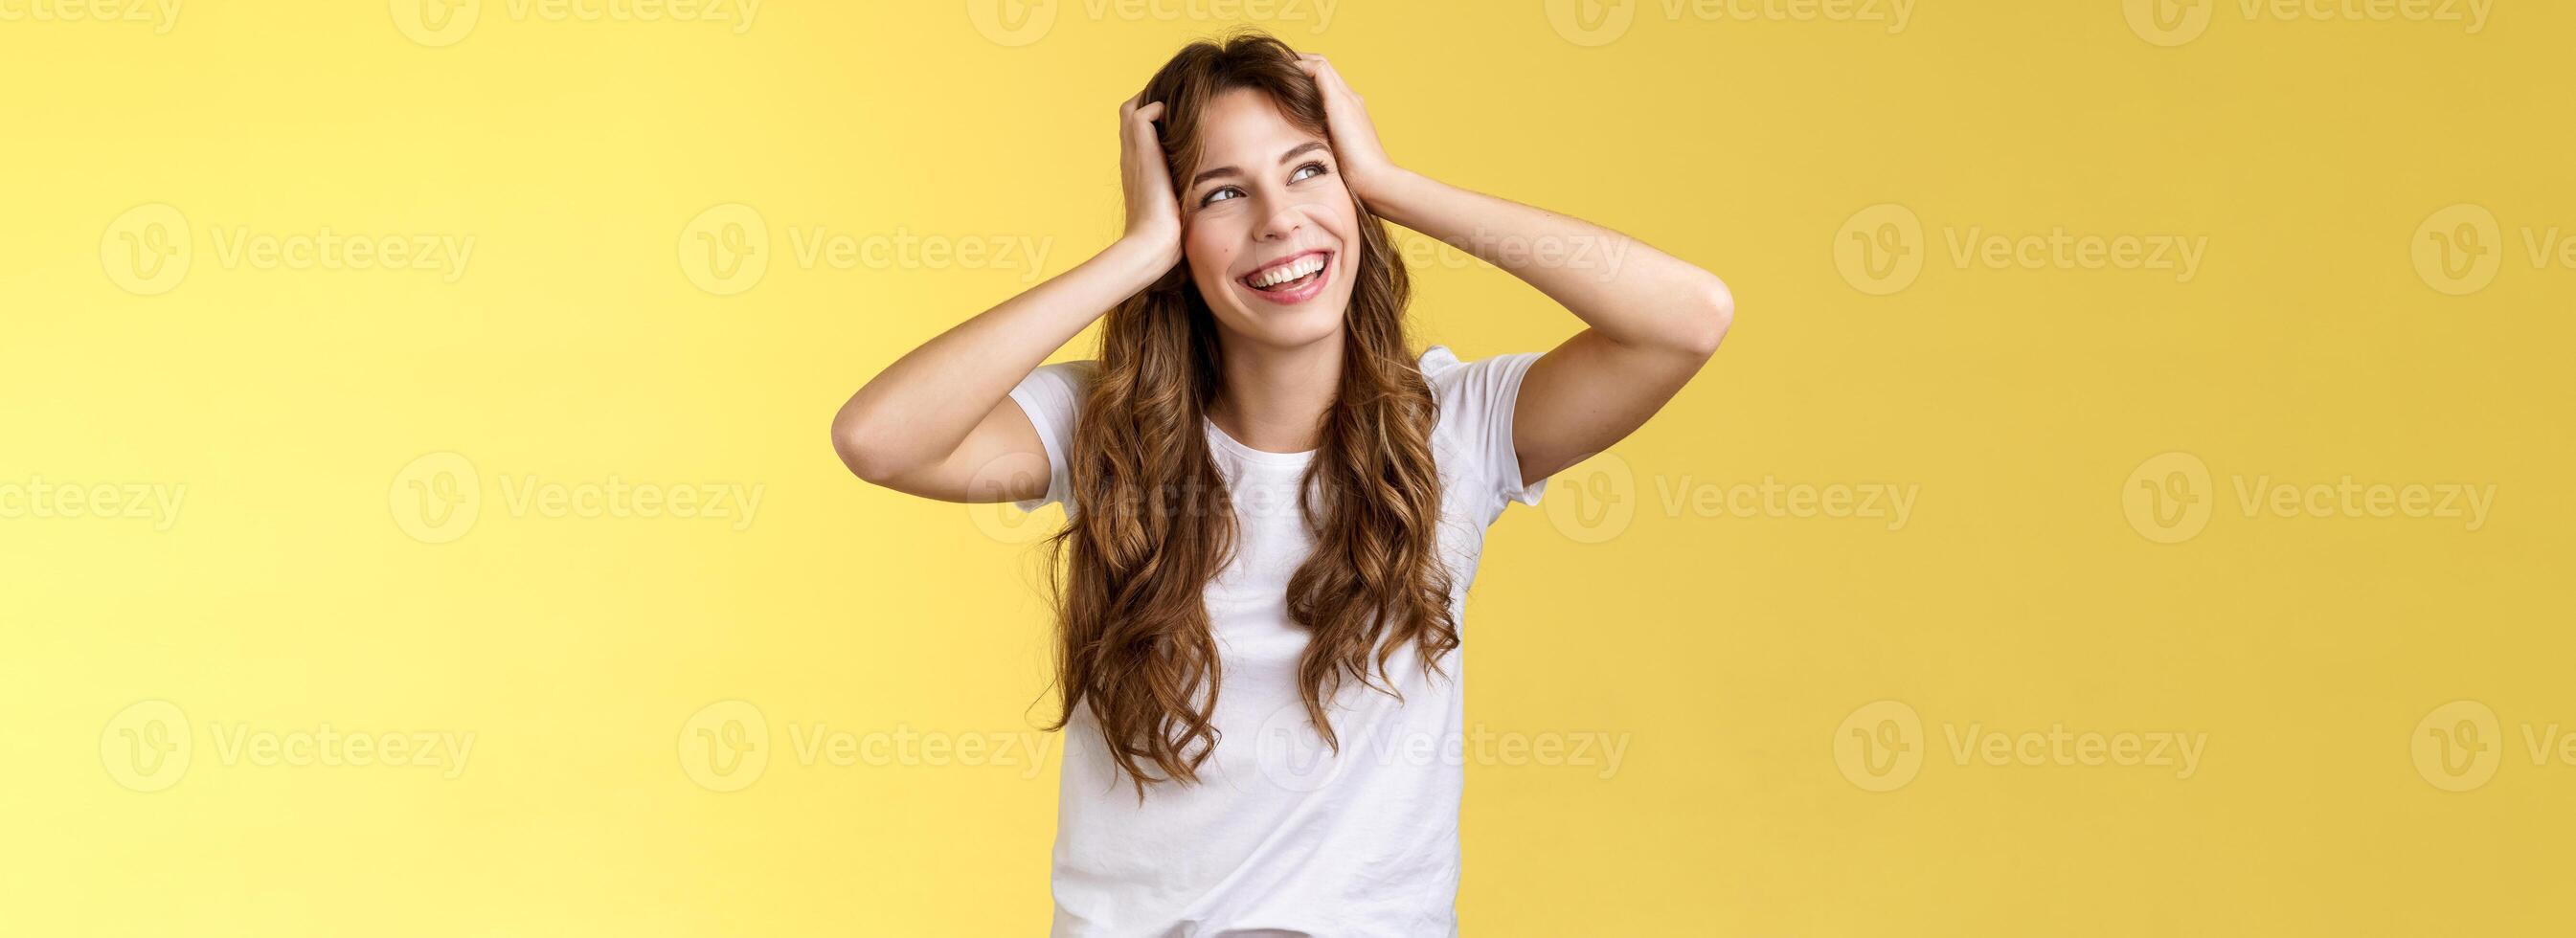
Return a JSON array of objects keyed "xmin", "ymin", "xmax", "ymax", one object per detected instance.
[{"xmin": 1178, "ymin": 87, "xmax": 1361, "ymax": 352}]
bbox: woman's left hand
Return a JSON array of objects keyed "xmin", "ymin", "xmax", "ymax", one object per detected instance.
[{"xmin": 1295, "ymin": 54, "xmax": 1401, "ymax": 204}]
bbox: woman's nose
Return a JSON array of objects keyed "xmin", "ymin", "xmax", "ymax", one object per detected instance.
[{"xmin": 1255, "ymin": 201, "xmax": 1303, "ymax": 242}]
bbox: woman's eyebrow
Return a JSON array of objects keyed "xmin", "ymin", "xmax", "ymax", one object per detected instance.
[{"xmin": 1188, "ymin": 141, "xmax": 1332, "ymax": 190}]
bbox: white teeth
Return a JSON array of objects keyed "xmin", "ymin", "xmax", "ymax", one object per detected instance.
[{"xmin": 1250, "ymin": 255, "xmax": 1324, "ymax": 288}]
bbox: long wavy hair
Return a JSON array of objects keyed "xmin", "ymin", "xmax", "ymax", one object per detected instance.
[{"xmin": 1043, "ymin": 33, "xmax": 1457, "ymax": 796}]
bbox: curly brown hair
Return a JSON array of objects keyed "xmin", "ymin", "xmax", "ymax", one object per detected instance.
[{"xmin": 1043, "ymin": 32, "xmax": 1458, "ymax": 798}]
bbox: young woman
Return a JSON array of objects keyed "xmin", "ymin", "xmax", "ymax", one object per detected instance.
[{"xmin": 832, "ymin": 33, "xmax": 1731, "ymax": 936}]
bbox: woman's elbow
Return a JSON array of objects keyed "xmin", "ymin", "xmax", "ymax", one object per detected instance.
[
  {"xmin": 1680, "ymin": 279, "xmax": 1734, "ymax": 358},
  {"xmin": 830, "ymin": 404, "xmax": 902, "ymax": 484}
]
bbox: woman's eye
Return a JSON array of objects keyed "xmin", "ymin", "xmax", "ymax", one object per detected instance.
[{"xmin": 1197, "ymin": 165, "xmax": 1326, "ymax": 207}]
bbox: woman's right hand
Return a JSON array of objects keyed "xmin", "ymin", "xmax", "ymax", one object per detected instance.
[
  {"xmin": 1118, "ymin": 94, "xmax": 1183, "ymax": 270},
  {"xmin": 832, "ymin": 94, "xmax": 1191, "ymax": 503}
]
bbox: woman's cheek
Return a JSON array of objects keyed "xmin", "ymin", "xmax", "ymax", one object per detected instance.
[{"xmin": 1185, "ymin": 226, "xmax": 1235, "ymax": 284}]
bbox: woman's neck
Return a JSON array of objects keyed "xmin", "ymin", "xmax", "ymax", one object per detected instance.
[{"xmin": 1208, "ymin": 329, "xmax": 1344, "ymax": 455}]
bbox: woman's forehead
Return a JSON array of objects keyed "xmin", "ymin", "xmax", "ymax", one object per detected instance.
[{"xmin": 1190, "ymin": 88, "xmax": 1322, "ymax": 155}]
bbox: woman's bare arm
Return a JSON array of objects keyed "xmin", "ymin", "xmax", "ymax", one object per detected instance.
[
  {"xmin": 831, "ymin": 97, "xmax": 1182, "ymax": 503},
  {"xmin": 1297, "ymin": 55, "xmax": 1734, "ymax": 487}
]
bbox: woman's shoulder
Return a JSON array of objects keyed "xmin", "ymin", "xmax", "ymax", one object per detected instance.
[
  {"xmin": 1415, "ymin": 344, "xmax": 1549, "ymax": 507},
  {"xmin": 1415, "ymin": 344, "xmax": 1472, "ymax": 398},
  {"xmin": 1415, "ymin": 344, "xmax": 1543, "ymax": 444},
  {"xmin": 1008, "ymin": 359, "xmax": 1099, "ymax": 433},
  {"xmin": 1416, "ymin": 344, "xmax": 1541, "ymax": 412},
  {"xmin": 1016, "ymin": 359, "xmax": 1099, "ymax": 398},
  {"xmin": 1029, "ymin": 359, "xmax": 1099, "ymax": 382}
]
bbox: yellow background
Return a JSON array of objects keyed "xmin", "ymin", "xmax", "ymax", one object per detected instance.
[{"xmin": 5, "ymin": 0, "xmax": 2572, "ymax": 934}]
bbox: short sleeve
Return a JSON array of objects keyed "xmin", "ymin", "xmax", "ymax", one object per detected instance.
[
  {"xmin": 1419, "ymin": 345, "xmax": 1548, "ymax": 508},
  {"xmin": 1006, "ymin": 360, "xmax": 1095, "ymax": 514}
]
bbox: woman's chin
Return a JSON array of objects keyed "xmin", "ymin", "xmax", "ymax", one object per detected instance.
[{"xmin": 1215, "ymin": 291, "xmax": 1353, "ymax": 349}]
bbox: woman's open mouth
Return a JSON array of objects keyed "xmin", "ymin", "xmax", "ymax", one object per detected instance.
[{"xmin": 1237, "ymin": 249, "xmax": 1333, "ymax": 305}]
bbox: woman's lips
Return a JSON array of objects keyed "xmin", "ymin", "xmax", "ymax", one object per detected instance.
[{"xmin": 1238, "ymin": 250, "xmax": 1333, "ymax": 305}]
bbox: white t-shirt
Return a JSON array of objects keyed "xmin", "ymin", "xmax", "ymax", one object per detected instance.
[{"xmin": 1008, "ymin": 345, "xmax": 1548, "ymax": 938}]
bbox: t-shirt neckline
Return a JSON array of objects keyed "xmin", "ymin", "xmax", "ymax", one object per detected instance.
[
  {"xmin": 1203, "ymin": 417, "xmax": 1316, "ymax": 467},
  {"xmin": 1198, "ymin": 346, "xmax": 1459, "ymax": 468}
]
